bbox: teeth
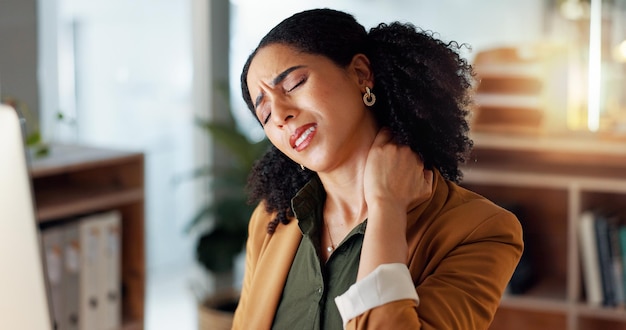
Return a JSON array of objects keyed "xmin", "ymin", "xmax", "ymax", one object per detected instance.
[{"xmin": 295, "ymin": 126, "xmax": 315, "ymax": 147}]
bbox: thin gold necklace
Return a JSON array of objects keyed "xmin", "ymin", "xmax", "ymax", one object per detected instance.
[{"xmin": 325, "ymin": 221, "xmax": 336, "ymax": 253}]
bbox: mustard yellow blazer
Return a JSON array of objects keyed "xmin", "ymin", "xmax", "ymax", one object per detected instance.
[{"xmin": 233, "ymin": 171, "xmax": 523, "ymax": 329}]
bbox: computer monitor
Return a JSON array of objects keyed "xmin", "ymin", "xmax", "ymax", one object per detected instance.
[{"xmin": 0, "ymin": 104, "xmax": 54, "ymax": 330}]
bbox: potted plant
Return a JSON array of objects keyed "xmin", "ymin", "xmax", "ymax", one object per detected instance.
[
  {"xmin": 183, "ymin": 92, "xmax": 270, "ymax": 329},
  {"xmin": 1, "ymin": 96, "xmax": 49, "ymax": 157},
  {"xmin": 188, "ymin": 117, "xmax": 269, "ymax": 275}
]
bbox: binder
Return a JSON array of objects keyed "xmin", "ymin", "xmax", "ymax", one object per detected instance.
[
  {"xmin": 78, "ymin": 210, "xmax": 123, "ymax": 330},
  {"xmin": 42, "ymin": 226, "xmax": 65, "ymax": 330},
  {"xmin": 98, "ymin": 211, "xmax": 122, "ymax": 329},
  {"xmin": 79, "ymin": 214, "xmax": 103, "ymax": 329},
  {"xmin": 63, "ymin": 221, "xmax": 81, "ymax": 330}
]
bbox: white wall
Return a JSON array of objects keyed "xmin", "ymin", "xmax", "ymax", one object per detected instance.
[{"xmin": 51, "ymin": 0, "xmax": 198, "ymax": 271}]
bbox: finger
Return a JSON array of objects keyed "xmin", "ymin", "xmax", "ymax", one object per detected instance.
[
  {"xmin": 372, "ymin": 127, "xmax": 393, "ymax": 148},
  {"xmin": 423, "ymin": 169, "xmax": 434, "ymax": 186}
]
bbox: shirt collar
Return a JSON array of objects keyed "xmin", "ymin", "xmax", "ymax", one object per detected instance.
[
  {"xmin": 290, "ymin": 169, "xmax": 448, "ymax": 235},
  {"xmin": 291, "ymin": 175, "xmax": 326, "ymax": 236}
]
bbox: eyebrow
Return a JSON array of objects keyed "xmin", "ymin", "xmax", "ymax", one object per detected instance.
[{"xmin": 254, "ymin": 65, "xmax": 306, "ymax": 109}]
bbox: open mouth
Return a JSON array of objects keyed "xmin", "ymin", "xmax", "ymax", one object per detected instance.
[{"xmin": 291, "ymin": 123, "xmax": 317, "ymax": 151}]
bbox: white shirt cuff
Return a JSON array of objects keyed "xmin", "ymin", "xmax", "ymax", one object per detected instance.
[{"xmin": 334, "ymin": 263, "xmax": 419, "ymax": 328}]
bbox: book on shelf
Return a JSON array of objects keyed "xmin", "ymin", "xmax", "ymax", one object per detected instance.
[
  {"xmin": 578, "ymin": 211, "xmax": 603, "ymax": 306},
  {"xmin": 502, "ymin": 203, "xmax": 536, "ymax": 295},
  {"xmin": 578, "ymin": 210, "xmax": 626, "ymax": 308},
  {"xmin": 620, "ymin": 227, "xmax": 626, "ymax": 306},
  {"xmin": 41, "ymin": 210, "xmax": 122, "ymax": 330},
  {"xmin": 64, "ymin": 221, "xmax": 80, "ymax": 330},
  {"xmin": 594, "ymin": 215, "xmax": 617, "ymax": 306},
  {"xmin": 608, "ymin": 218, "xmax": 625, "ymax": 308}
]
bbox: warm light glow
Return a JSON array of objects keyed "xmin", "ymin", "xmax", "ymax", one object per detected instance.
[
  {"xmin": 587, "ymin": 0, "xmax": 602, "ymax": 132},
  {"xmin": 560, "ymin": 0, "xmax": 585, "ymax": 20},
  {"xmin": 617, "ymin": 40, "xmax": 626, "ymax": 62}
]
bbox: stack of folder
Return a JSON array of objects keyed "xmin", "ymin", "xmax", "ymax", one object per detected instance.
[{"xmin": 41, "ymin": 210, "xmax": 122, "ymax": 330}]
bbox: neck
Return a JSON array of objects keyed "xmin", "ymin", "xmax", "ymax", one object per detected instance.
[
  {"xmin": 317, "ymin": 123, "xmax": 378, "ymax": 228},
  {"xmin": 317, "ymin": 118, "xmax": 378, "ymax": 229},
  {"xmin": 318, "ymin": 160, "xmax": 368, "ymax": 229}
]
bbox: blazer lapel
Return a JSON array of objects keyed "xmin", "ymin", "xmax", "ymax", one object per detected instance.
[{"xmin": 245, "ymin": 219, "xmax": 302, "ymax": 328}]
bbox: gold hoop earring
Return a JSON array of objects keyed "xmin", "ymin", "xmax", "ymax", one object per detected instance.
[{"xmin": 363, "ymin": 86, "xmax": 376, "ymax": 106}]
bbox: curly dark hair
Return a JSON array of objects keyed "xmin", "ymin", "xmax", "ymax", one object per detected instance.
[{"xmin": 241, "ymin": 8, "xmax": 474, "ymax": 234}]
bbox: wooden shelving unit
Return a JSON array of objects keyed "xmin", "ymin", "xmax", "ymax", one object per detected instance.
[
  {"xmin": 30, "ymin": 144, "xmax": 145, "ymax": 329},
  {"xmin": 462, "ymin": 132, "xmax": 626, "ymax": 330}
]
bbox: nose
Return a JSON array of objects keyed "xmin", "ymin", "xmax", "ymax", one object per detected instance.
[{"xmin": 269, "ymin": 97, "xmax": 296, "ymax": 128}]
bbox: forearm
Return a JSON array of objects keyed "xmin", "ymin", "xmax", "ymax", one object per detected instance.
[
  {"xmin": 337, "ymin": 203, "xmax": 417, "ymax": 328},
  {"xmin": 357, "ymin": 203, "xmax": 408, "ymax": 280}
]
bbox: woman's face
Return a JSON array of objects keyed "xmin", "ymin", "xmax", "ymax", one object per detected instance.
[{"xmin": 246, "ymin": 44, "xmax": 378, "ymax": 173}]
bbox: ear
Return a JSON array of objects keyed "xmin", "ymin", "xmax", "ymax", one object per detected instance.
[{"xmin": 349, "ymin": 54, "xmax": 374, "ymax": 90}]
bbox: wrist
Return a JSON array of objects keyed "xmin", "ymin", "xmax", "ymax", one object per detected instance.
[{"xmin": 358, "ymin": 206, "xmax": 409, "ymax": 280}]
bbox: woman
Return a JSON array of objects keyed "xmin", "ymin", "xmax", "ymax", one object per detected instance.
[{"xmin": 233, "ymin": 8, "xmax": 523, "ymax": 329}]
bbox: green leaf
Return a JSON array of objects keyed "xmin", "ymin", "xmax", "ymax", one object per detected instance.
[
  {"xmin": 185, "ymin": 195, "xmax": 252, "ymax": 234},
  {"xmin": 34, "ymin": 145, "xmax": 50, "ymax": 158},
  {"xmin": 196, "ymin": 119, "xmax": 270, "ymax": 169},
  {"xmin": 26, "ymin": 131, "xmax": 41, "ymax": 146},
  {"xmin": 185, "ymin": 83, "xmax": 273, "ymax": 274}
]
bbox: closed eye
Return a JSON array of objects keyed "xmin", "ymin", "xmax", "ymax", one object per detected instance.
[
  {"xmin": 287, "ymin": 77, "xmax": 306, "ymax": 92},
  {"xmin": 256, "ymin": 104, "xmax": 270, "ymax": 126},
  {"xmin": 263, "ymin": 112, "xmax": 271, "ymax": 125}
]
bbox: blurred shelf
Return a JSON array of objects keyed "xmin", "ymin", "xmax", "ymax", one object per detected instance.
[
  {"xmin": 30, "ymin": 144, "xmax": 146, "ymax": 327},
  {"xmin": 464, "ymin": 133, "xmax": 626, "ymax": 330}
]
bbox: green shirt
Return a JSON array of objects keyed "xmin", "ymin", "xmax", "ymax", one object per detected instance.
[{"xmin": 272, "ymin": 177, "xmax": 367, "ymax": 330}]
